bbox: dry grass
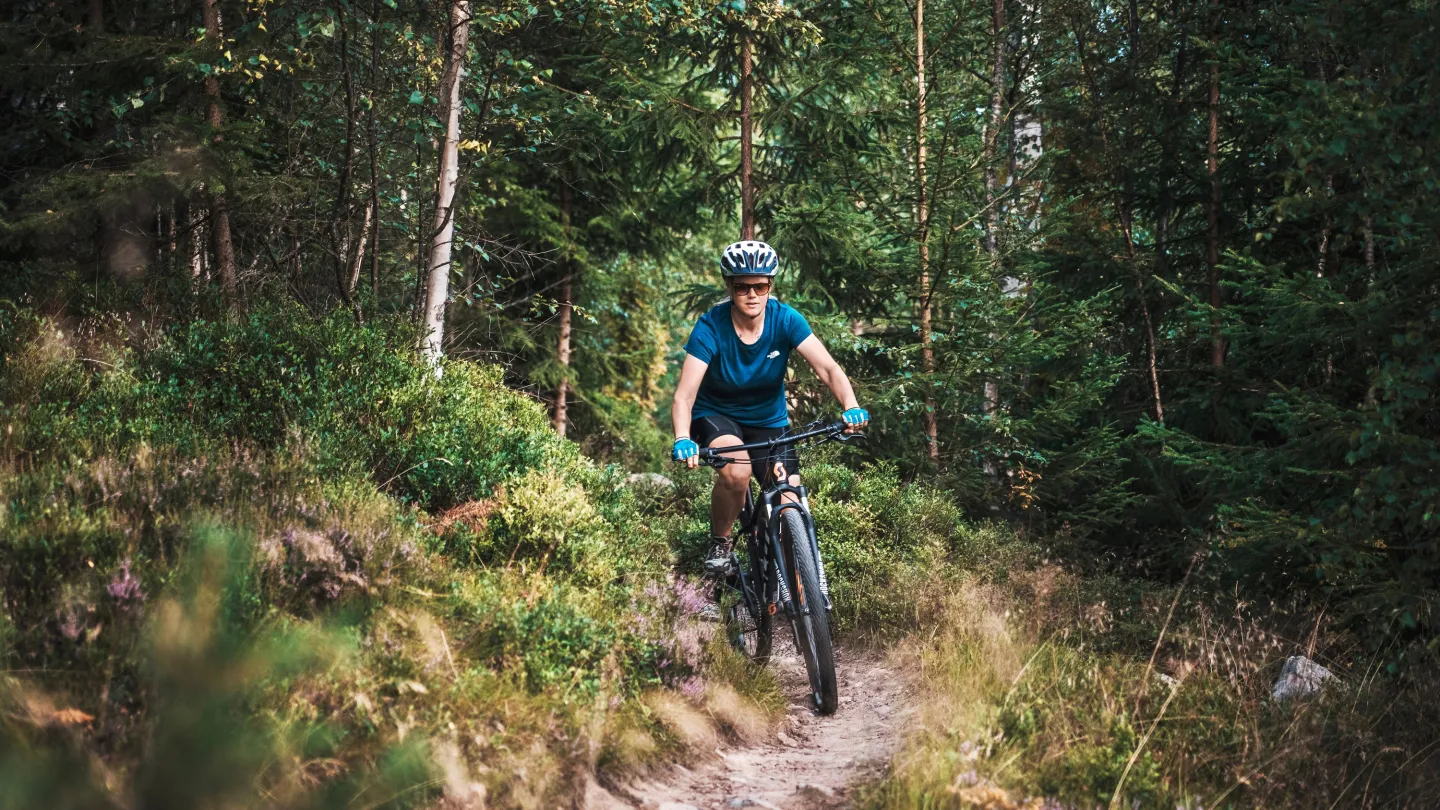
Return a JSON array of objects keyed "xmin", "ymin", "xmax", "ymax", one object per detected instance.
[{"xmin": 859, "ymin": 564, "xmax": 1440, "ymax": 810}]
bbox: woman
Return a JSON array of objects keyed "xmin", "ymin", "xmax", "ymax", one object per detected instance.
[{"xmin": 671, "ymin": 240, "xmax": 870, "ymax": 576}]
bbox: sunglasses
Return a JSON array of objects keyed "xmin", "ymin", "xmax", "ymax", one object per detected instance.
[{"xmin": 730, "ymin": 280, "xmax": 772, "ymax": 297}]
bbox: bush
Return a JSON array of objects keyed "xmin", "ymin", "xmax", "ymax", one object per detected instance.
[
  {"xmin": 0, "ymin": 304, "xmax": 739, "ymax": 808},
  {"xmin": 804, "ymin": 458, "xmax": 1036, "ymax": 634}
]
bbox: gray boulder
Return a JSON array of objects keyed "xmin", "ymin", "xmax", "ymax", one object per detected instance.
[
  {"xmin": 625, "ymin": 472, "xmax": 674, "ymax": 490},
  {"xmin": 1271, "ymin": 655, "xmax": 1335, "ymax": 701}
]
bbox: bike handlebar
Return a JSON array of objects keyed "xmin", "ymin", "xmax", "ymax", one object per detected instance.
[{"xmin": 697, "ymin": 421, "xmax": 865, "ymax": 467}]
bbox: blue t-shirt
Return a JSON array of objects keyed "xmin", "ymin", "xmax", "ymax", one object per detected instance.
[{"xmin": 683, "ymin": 299, "xmax": 814, "ymax": 428}]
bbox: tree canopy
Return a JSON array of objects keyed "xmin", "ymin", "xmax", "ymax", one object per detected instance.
[{"xmin": 2, "ymin": 0, "xmax": 1437, "ymax": 652}]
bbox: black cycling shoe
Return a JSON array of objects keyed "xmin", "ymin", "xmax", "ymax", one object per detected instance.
[{"xmin": 703, "ymin": 538, "xmax": 737, "ymax": 579}]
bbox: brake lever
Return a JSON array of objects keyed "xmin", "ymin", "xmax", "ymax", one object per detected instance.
[
  {"xmin": 699, "ymin": 451, "xmax": 733, "ymax": 468},
  {"xmin": 833, "ymin": 430, "xmax": 867, "ymax": 442}
]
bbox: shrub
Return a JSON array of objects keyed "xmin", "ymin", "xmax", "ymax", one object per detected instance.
[
  {"xmin": 803, "ymin": 459, "xmax": 1036, "ymax": 634},
  {"xmin": 119, "ymin": 306, "xmax": 573, "ymax": 509},
  {"xmin": 0, "ymin": 302, "xmax": 800, "ymax": 809}
]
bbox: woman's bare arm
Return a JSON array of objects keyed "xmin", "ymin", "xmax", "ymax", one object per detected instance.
[
  {"xmin": 672, "ymin": 353, "xmax": 709, "ymax": 467},
  {"xmin": 795, "ymin": 335, "xmax": 862, "ymax": 416}
]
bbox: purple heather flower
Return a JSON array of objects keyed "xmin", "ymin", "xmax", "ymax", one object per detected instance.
[
  {"xmin": 673, "ymin": 577, "xmax": 709, "ymax": 616},
  {"xmin": 677, "ymin": 676, "xmax": 706, "ymax": 699},
  {"xmin": 107, "ymin": 561, "xmax": 144, "ymax": 606},
  {"xmin": 59, "ymin": 608, "xmax": 82, "ymax": 640}
]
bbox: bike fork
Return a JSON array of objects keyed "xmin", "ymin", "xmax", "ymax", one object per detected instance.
[{"xmin": 769, "ymin": 532, "xmax": 798, "ymax": 617}]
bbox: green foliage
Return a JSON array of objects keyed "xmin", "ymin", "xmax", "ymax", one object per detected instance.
[
  {"xmin": 0, "ymin": 305, "xmax": 727, "ymax": 807},
  {"xmin": 126, "ymin": 307, "xmax": 574, "ymax": 510},
  {"xmin": 0, "ymin": 525, "xmax": 438, "ymax": 810},
  {"xmin": 782, "ymin": 458, "xmax": 1033, "ymax": 634}
]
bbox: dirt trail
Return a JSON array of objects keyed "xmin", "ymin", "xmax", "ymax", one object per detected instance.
[{"xmin": 591, "ymin": 642, "xmax": 912, "ymax": 810}]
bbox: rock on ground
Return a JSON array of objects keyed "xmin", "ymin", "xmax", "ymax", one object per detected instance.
[
  {"xmin": 1272, "ymin": 655, "xmax": 1336, "ymax": 701},
  {"xmin": 625, "ymin": 472, "xmax": 675, "ymax": 490}
]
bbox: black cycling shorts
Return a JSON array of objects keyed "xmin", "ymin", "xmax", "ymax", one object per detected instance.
[{"xmin": 691, "ymin": 415, "xmax": 800, "ymax": 491}]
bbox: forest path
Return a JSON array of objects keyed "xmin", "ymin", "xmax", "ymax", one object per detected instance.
[{"xmin": 590, "ymin": 642, "xmax": 912, "ymax": 810}]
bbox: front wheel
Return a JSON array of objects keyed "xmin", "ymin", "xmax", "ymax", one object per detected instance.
[
  {"xmin": 782, "ymin": 508, "xmax": 837, "ymax": 714},
  {"xmin": 719, "ymin": 536, "xmax": 772, "ymax": 664}
]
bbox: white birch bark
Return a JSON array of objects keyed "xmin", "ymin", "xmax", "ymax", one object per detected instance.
[{"xmin": 421, "ymin": 0, "xmax": 472, "ymax": 373}]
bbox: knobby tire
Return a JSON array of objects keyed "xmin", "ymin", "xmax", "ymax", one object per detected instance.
[
  {"xmin": 722, "ymin": 531, "xmax": 773, "ymax": 664},
  {"xmin": 782, "ymin": 508, "xmax": 837, "ymax": 714}
]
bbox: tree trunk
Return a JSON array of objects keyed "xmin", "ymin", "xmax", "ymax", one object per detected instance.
[
  {"xmin": 347, "ymin": 198, "xmax": 374, "ymax": 305},
  {"xmin": 983, "ymin": 0, "xmax": 1006, "ymax": 259},
  {"xmin": 332, "ymin": 4, "xmax": 361, "ymax": 320},
  {"xmin": 981, "ymin": 0, "xmax": 1006, "ymax": 418},
  {"xmin": 1127, "ymin": 0, "xmax": 1161, "ymax": 423},
  {"xmin": 739, "ymin": 33, "xmax": 755, "ymax": 240},
  {"xmin": 290, "ymin": 228, "xmax": 302, "ymax": 283},
  {"xmin": 1317, "ymin": 173, "xmax": 1334, "ymax": 277},
  {"xmin": 1151, "ymin": 183, "xmax": 1170, "ymax": 424},
  {"xmin": 553, "ymin": 183, "xmax": 574, "ymax": 437},
  {"xmin": 915, "ymin": 0, "xmax": 938, "ymax": 462},
  {"xmin": 88, "ymin": 0, "xmax": 103, "ymax": 32},
  {"xmin": 370, "ymin": 0, "xmax": 383, "ymax": 300},
  {"xmin": 1206, "ymin": 10, "xmax": 1222, "ymax": 368},
  {"xmin": 189, "ymin": 195, "xmax": 207, "ymax": 283},
  {"xmin": 1120, "ymin": 193, "xmax": 1164, "ymax": 425},
  {"xmin": 420, "ymin": 0, "xmax": 472, "ymax": 371},
  {"xmin": 201, "ymin": 0, "xmax": 237, "ymax": 304}
]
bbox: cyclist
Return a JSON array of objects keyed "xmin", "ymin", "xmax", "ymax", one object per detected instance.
[{"xmin": 671, "ymin": 240, "xmax": 869, "ymax": 578}]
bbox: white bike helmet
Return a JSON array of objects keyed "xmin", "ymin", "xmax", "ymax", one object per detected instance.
[{"xmin": 719, "ymin": 240, "xmax": 779, "ymax": 276}]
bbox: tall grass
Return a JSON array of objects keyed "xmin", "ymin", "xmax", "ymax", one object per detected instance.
[{"xmin": 859, "ymin": 555, "xmax": 1440, "ymax": 809}]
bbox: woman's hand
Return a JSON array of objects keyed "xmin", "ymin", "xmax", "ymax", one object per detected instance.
[
  {"xmin": 673, "ymin": 437, "xmax": 701, "ymax": 468},
  {"xmin": 841, "ymin": 407, "xmax": 869, "ymax": 434}
]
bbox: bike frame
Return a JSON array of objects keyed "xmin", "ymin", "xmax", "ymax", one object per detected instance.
[{"xmin": 701, "ymin": 422, "xmax": 857, "ymax": 621}]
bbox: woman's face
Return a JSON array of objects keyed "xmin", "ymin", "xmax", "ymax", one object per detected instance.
[{"xmin": 728, "ymin": 275, "xmax": 771, "ymax": 318}]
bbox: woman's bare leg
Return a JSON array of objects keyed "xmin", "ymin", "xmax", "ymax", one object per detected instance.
[{"xmin": 707, "ymin": 434, "xmax": 750, "ymax": 538}]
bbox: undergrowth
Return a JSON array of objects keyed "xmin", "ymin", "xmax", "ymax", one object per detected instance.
[
  {"xmin": 857, "ymin": 548, "xmax": 1440, "ymax": 809},
  {"xmin": 0, "ymin": 305, "xmax": 790, "ymax": 808},
  {"xmin": 12, "ymin": 304, "xmax": 1426, "ymax": 809}
]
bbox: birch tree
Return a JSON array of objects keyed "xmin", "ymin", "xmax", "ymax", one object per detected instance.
[
  {"xmin": 421, "ymin": 0, "xmax": 473, "ymax": 371},
  {"xmin": 914, "ymin": 0, "xmax": 938, "ymax": 461}
]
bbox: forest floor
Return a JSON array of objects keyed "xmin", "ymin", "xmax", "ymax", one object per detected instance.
[{"xmin": 588, "ymin": 640, "xmax": 912, "ymax": 810}]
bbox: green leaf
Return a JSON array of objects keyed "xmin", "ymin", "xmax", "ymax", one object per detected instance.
[{"xmin": 408, "ymin": 90, "xmax": 424, "ymax": 104}]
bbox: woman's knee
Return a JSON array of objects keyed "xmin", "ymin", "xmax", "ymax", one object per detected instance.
[{"xmin": 720, "ymin": 462, "xmax": 752, "ymax": 489}]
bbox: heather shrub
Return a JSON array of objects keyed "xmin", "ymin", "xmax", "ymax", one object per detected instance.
[
  {"xmin": 122, "ymin": 306, "xmax": 573, "ymax": 509},
  {"xmin": 0, "ymin": 305, "xmax": 757, "ymax": 808}
]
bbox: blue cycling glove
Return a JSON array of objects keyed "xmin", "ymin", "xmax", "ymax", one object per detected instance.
[
  {"xmin": 842, "ymin": 407, "xmax": 870, "ymax": 427},
  {"xmin": 672, "ymin": 437, "xmax": 699, "ymax": 461}
]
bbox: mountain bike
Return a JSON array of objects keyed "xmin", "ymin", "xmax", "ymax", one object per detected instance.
[{"xmin": 699, "ymin": 420, "xmax": 864, "ymax": 715}]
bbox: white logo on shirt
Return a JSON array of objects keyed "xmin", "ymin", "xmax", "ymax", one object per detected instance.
[{"xmin": 767, "ymin": 350, "xmax": 780, "ymax": 359}]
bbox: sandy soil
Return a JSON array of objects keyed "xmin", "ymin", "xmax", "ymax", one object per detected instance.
[{"xmin": 588, "ymin": 640, "xmax": 912, "ymax": 810}]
